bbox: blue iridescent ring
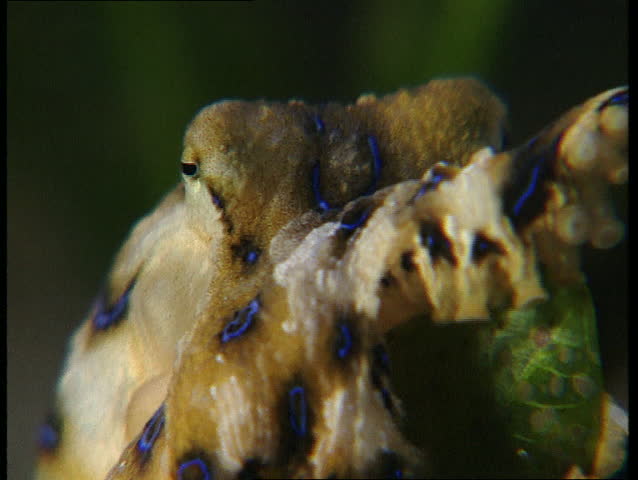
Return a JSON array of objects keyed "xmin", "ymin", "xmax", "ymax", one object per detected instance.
[
  {"xmin": 220, "ymin": 298, "xmax": 260, "ymax": 343},
  {"xmin": 93, "ymin": 281, "xmax": 135, "ymax": 330},
  {"xmin": 137, "ymin": 404, "xmax": 165, "ymax": 455},
  {"xmin": 336, "ymin": 322, "xmax": 353, "ymax": 359},
  {"xmin": 177, "ymin": 458, "xmax": 211, "ymax": 480},
  {"xmin": 288, "ymin": 385, "xmax": 308, "ymax": 437}
]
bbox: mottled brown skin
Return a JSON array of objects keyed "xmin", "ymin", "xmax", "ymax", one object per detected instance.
[{"xmin": 35, "ymin": 79, "xmax": 627, "ymax": 479}]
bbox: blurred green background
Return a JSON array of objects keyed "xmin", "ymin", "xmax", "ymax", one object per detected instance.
[{"xmin": 8, "ymin": 1, "xmax": 627, "ymax": 478}]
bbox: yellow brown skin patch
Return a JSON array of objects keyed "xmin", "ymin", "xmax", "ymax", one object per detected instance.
[{"xmin": 35, "ymin": 79, "xmax": 627, "ymax": 479}]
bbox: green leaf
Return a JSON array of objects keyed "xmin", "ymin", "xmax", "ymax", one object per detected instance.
[{"xmin": 486, "ymin": 278, "xmax": 604, "ymax": 475}]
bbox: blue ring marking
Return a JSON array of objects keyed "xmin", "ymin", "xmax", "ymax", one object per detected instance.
[
  {"xmin": 471, "ymin": 234, "xmax": 503, "ymax": 263},
  {"xmin": 363, "ymin": 135, "xmax": 383, "ymax": 196},
  {"xmin": 512, "ymin": 162, "xmax": 542, "ymax": 218},
  {"xmin": 243, "ymin": 249, "xmax": 260, "ymax": 265},
  {"xmin": 419, "ymin": 222, "xmax": 455, "ymax": 265},
  {"xmin": 370, "ymin": 357, "xmax": 393, "ymax": 413},
  {"xmin": 472, "ymin": 237, "xmax": 491, "ymax": 260},
  {"xmin": 211, "ymin": 193, "xmax": 223, "ymax": 208},
  {"xmin": 311, "ymin": 162, "xmax": 333, "ymax": 211},
  {"xmin": 372, "ymin": 343, "xmax": 390, "ymax": 373},
  {"xmin": 288, "ymin": 385, "xmax": 308, "ymax": 437},
  {"xmin": 370, "ymin": 370, "xmax": 394, "ymax": 413},
  {"xmin": 231, "ymin": 238, "xmax": 261, "ymax": 266},
  {"xmin": 414, "ymin": 172, "xmax": 446, "ymax": 200},
  {"xmin": 314, "ymin": 114, "xmax": 325, "ymax": 134},
  {"xmin": 93, "ymin": 282, "xmax": 134, "ymax": 330},
  {"xmin": 220, "ymin": 298, "xmax": 260, "ymax": 343},
  {"xmin": 598, "ymin": 89, "xmax": 628, "ymax": 111},
  {"xmin": 336, "ymin": 323, "xmax": 353, "ymax": 359},
  {"xmin": 503, "ymin": 135, "xmax": 559, "ymax": 229},
  {"xmin": 38, "ymin": 421, "xmax": 60, "ymax": 452},
  {"xmin": 339, "ymin": 208, "xmax": 369, "ymax": 231},
  {"xmin": 380, "ymin": 387, "xmax": 394, "ymax": 412},
  {"xmin": 379, "ymin": 450, "xmax": 404, "ymax": 479},
  {"xmin": 400, "ymin": 251, "xmax": 415, "ymax": 272},
  {"xmin": 312, "ymin": 133, "xmax": 383, "ymax": 212},
  {"xmin": 177, "ymin": 458, "xmax": 211, "ymax": 480},
  {"xmin": 137, "ymin": 404, "xmax": 165, "ymax": 455},
  {"xmin": 208, "ymin": 186, "xmax": 224, "ymax": 209}
]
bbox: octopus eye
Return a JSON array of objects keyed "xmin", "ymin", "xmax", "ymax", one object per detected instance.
[{"xmin": 181, "ymin": 162, "xmax": 199, "ymax": 177}]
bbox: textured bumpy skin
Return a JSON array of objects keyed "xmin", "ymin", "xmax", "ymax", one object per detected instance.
[{"xmin": 34, "ymin": 79, "xmax": 628, "ymax": 479}]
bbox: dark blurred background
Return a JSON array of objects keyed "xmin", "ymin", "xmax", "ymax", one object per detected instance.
[{"xmin": 8, "ymin": 2, "xmax": 627, "ymax": 478}]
